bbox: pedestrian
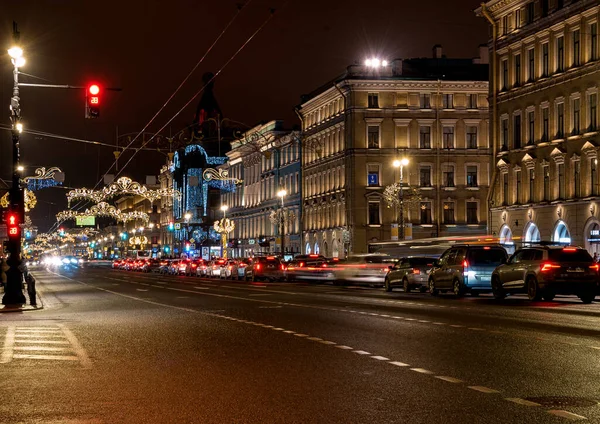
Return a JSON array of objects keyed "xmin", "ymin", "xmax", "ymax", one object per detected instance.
[{"xmin": 594, "ymin": 252, "xmax": 599, "ymax": 263}]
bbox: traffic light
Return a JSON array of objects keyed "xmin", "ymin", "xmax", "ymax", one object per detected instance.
[
  {"xmin": 6, "ymin": 212, "xmax": 19, "ymax": 239},
  {"xmin": 85, "ymin": 83, "xmax": 101, "ymax": 118},
  {"xmin": 168, "ymin": 222, "xmax": 174, "ymax": 231}
]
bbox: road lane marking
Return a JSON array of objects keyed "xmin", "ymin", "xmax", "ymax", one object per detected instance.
[
  {"xmin": 58, "ymin": 324, "xmax": 92, "ymax": 369},
  {"xmin": 335, "ymin": 345, "xmax": 353, "ymax": 350},
  {"xmin": 194, "ymin": 286, "xmax": 210, "ymax": 290},
  {"xmin": 410, "ymin": 368, "xmax": 434, "ymax": 374},
  {"xmin": 14, "ymin": 340, "xmax": 70, "ymax": 344},
  {"xmin": 450, "ymin": 325, "xmax": 465, "ymax": 328},
  {"xmin": 307, "ymin": 337, "xmax": 323, "ymax": 341},
  {"xmin": 319, "ymin": 341, "xmax": 336, "ymax": 345},
  {"xmin": 136, "ymin": 289, "xmax": 148, "ymax": 292},
  {"xmin": 468, "ymin": 386, "xmax": 500, "ymax": 394},
  {"xmin": 353, "ymin": 350, "xmax": 371, "ymax": 355},
  {"xmin": 293, "ymin": 334, "xmax": 308, "ymax": 337},
  {"xmin": 468, "ymin": 327, "xmax": 485, "ymax": 331},
  {"xmin": 389, "ymin": 361, "xmax": 410, "ymax": 367},
  {"xmin": 176, "ymin": 296, "xmax": 189, "ymax": 299},
  {"xmin": 371, "ymin": 356, "xmax": 390, "ymax": 361},
  {"xmin": 248, "ymin": 294, "xmax": 271, "ymax": 297},
  {"xmin": 14, "ymin": 346, "xmax": 71, "ymax": 352},
  {"xmin": 12, "ymin": 354, "xmax": 79, "ymax": 361},
  {"xmin": 505, "ymin": 398, "xmax": 541, "ymax": 407},
  {"xmin": 283, "ymin": 330, "xmax": 295, "ymax": 334},
  {"xmin": 1, "ymin": 327, "xmax": 15, "ymax": 363},
  {"xmin": 13, "ymin": 334, "xmax": 65, "ymax": 338},
  {"xmin": 435, "ymin": 376, "xmax": 463, "ymax": 383},
  {"xmin": 547, "ymin": 410, "xmax": 588, "ymax": 420}
]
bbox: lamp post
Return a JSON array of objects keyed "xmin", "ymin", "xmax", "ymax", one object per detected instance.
[
  {"xmin": 214, "ymin": 205, "xmax": 234, "ymax": 259},
  {"xmin": 3, "ymin": 35, "xmax": 27, "ymax": 305},
  {"xmin": 393, "ymin": 158, "xmax": 409, "ymax": 240},
  {"xmin": 277, "ymin": 189, "xmax": 287, "ymax": 257}
]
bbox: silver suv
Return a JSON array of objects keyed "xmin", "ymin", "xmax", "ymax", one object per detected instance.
[{"xmin": 385, "ymin": 257, "xmax": 435, "ymax": 293}]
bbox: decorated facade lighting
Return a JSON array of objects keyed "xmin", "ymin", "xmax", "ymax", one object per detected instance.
[{"xmin": 214, "ymin": 218, "xmax": 235, "ymax": 260}]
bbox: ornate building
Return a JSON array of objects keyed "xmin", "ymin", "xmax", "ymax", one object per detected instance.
[
  {"xmin": 298, "ymin": 47, "xmax": 490, "ymax": 256},
  {"xmin": 477, "ymin": 0, "xmax": 600, "ymax": 254},
  {"xmin": 221, "ymin": 121, "xmax": 301, "ymax": 258}
]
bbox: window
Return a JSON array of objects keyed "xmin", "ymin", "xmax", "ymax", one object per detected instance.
[
  {"xmin": 557, "ymin": 36, "xmax": 564, "ymax": 72},
  {"xmin": 367, "ymin": 164, "xmax": 380, "ymax": 187},
  {"xmin": 443, "ymin": 127, "xmax": 454, "ymax": 149},
  {"xmin": 502, "ymin": 118, "xmax": 509, "ymax": 149},
  {"xmin": 442, "ymin": 94, "xmax": 454, "ymax": 109},
  {"xmin": 419, "ymin": 166, "xmax": 432, "ymax": 187},
  {"xmin": 367, "ymin": 126, "xmax": 379, "ymax": 148},
  {"xmin": 542, "ymin": 107, "xmax": 549, "ymax": 141},
  {"xmin": 502, "ymin": 15, "xmax": 510, "ymax": 35},
  {"xmin": 420, "ymin": 202, "xmax": 432, "ymax": 224},
  {"xmin": 589, "ymin": 93, "xmax": 597, "ymax": 131},
  {"xmin": 514, "ymin": 114, "xmax": 522, "ymax": 148},
  {"xmin": 502, "ymin": 60, "xmax": 509, "ymax": 90},
  {"xmin": 574, "ymin": 161, "xmax": 581, "ymax": 198},
  {"xmin": 368, "ymin": 201, "xmax": 380, "ymax": 225},
  {"xmin": 542, "ymin": 42, "xmax": 549, "ymax": 76},
  {"xmin": 572, "ymin": 30, "xmax": 581, "ymax": 67},
  {"xmin": 420, "ymin": 94, "xmax": 431, "ymax": 109},
  {"xmin": 443, "ymin": 165, "xmax": 455, "ymax": 188},
  {"xmin": 592, "ymin": 159, "xmax": 598, "ymax": 196},
  {"xmin": 467, "ymin": 94, "xmax": 478, "ymax": 109},
  {"xmin": 557, "ymin": 0, "xmax": 564, "ymax": 9},
  {"xmin": 503, "ymin": 173, "xmax": 509, "ymax": 205},
  {"xmin": 443, "ymin": 202, "xmax": 455, "ymax": 224},
  {"xmin": 466, "ymin": 126, "xmax": 478, "ymax": 149},
  {"xmin": 529, "ymin": 169, "xmax": 535, "ymax": 202},
  {"xmin": 543, "ymin": 166, "xmax": 550, "ymax": 201},
  {"xmin": 526, "ymin": 2, "xmax": 534, "ymax": 24},
  {"xmin": 572, "ymin": 97, "xmax": 581, "ymax": 135},
  {"xmin": 558, "ymin": 163, "xmax": 565, "ymax": 199},
  {"xmin": 467, "ymin": 166, "xmax": 478, "ymax": 187},
  {"xmin": 516, "ymin": 170, "xmax": 522, "ymax": 203},
  {"xmin": 527, "ymin": 48, "xmax": 535, "ymax": 81},
  {"xmin": 368, "ymin": 93, "xmax": 379, "ymax": 108},
  {"xmin": 557, "ymin": 103, "xmax": 565, "ymax": 138},
  {"xmin": 515, "ymin": 9, "xmax": 522, "ymax": 29},
  {"xmin": 592, "ymin": 23, "xmax": 598, "ymax": 61},
  {"xmin": 466, "ymin": 202, "xmax": 478, "ymax": 224},
  {"xmin": 419, "ymin": 126, "xmax": 431, "ymax": 149},
  {"xmin": 541, "ymin": 0, "xmax": 549, "ymax": 17},
  {"xmin": 527, "ymin": 110, "xmax": 535, "ymax": 144},
  {"xmin": 514, "ymin": 54, "xmax": 521, "ymax": 86}
]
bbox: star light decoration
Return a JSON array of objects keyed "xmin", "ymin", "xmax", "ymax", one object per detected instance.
[
  {"xmin": 66, "ymin": 176, "xmax": 181, "ymax": 206},
  {"xmin": 214, "ymin": 218, "xmax": 235, "ymax": 259},
  {"xmin": 56, "ymin": 201, "xmax": 149, "ymax": 224}
]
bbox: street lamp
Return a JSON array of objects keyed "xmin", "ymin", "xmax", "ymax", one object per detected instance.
[
  {"xmin": 220, "ymin": 204, "xmax": 229, "ymax": 217},
  {"xmin": 277, "ymin": 189, "xmax": 287, "ymax": 257},
  {"xmin": 393, "ymin": 158, "xmax": 409, "ymax": 240}
]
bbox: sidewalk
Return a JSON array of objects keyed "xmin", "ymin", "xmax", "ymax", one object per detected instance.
[{"xmin": 0, "ymin": 273, "xmax": 44, "ymax": 313}]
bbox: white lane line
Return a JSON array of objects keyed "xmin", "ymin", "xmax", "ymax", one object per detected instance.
[
  {"xmin": 435, "ymin": 376, "xmax": 463, "ymax": 383},
  {"xmin": 319, "ymin": 341, "xmax": 336, "ymax": 345},
  {"xmin": 12, "ymin": 334, "xmax": 65, "ymax": 339},
  {"xmin": 136, "ymin": 289, "xmax": 149, "ymax": 292},
  {"xmin": 335, "ymin": 345, "xmax": 353, "ymax": 350},
  {"xmin": 547, "ymin": 410, "xmax": 588, "ymax": 420},
  {"xmin": 353, "ymin": 350, "xmax": 371, "ymax": 355},
  {"xmin": 1, "ymin": 326, "xmax": 15, "ymax": 364},
  {"xmin": 13, "ymin": 346, "xmax": 71, "ymax": 352},
  {"xmin": 293, "ymin": 334, "xmax": 308, "ymax": 337},
  {"xmin": 193, "ymin": 286, "xmax": 210, "ymax": 290},
  {"xmin": 432, "ymin": 322, "xmax": 445, "ymax": 325},
  {"xmin": 371, "ymin": 356, "xmax": 390, "ymax": 361},
  {"xmin": 283, "ymin": 330, "xmax": 295, "ymax": 334},
  {"xmin": 410, "ymin": 368, "xmax": 434, "ymax": 375},
  {"xmin": 272, "ymin": 328, "xmax": 285, "ymax": 331},
  {"xmin": 590, "ymin": 346, "xmax": 600, "ymax": 350},
  {"xmin": 15, "ymin": 327, "xmax": 57, "ymax": 330},
  {"xmin": 404, "ymin": 318, "xmax": 416, "ymax": 321},
  {"xmin": 58, "ymin": 324, "xmax": 92, "ymax": 369},
  {"xmin": 151, "ymin": 285, "xmax": 165, "ymax": 288},
  {"xmin": 248, "ymin": 294, "xmax": 271, "ymax": 297},
  {"xmin": 505, "ymin": 398, "xmax": 541, "ymax": 407},
  {"xmin": 418, "ymin": 320, "xmax": 430, "ymax": 323},
  {"xmin": 389, "ymin": 361, "xmax": 410, "ymax": 367},
  {"xmin": 12, "ymin": 354, "xmax": 79, "ymax": 361},
  {"xmin": 307, "ymin": 337, "xmax": 323, "ymax": 341},
  {"xmin": 14, "ymin": 340, "xmax": 69, "ymax": 345},
  {"xmin": 15, "ymin": 330, "xmax": 62, "ymax": 333},
  {"xmin": 468, "ymin": 386, "xmax": 500, "ymax": 394},
  {"xmin": 450, "ymin": 325, "xmax": 465, "ymax": 328}
]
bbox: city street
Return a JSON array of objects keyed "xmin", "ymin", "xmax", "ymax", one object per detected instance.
[{"xmin": 1, "ymin": 263, "xmax": 599, "ymax": 423}]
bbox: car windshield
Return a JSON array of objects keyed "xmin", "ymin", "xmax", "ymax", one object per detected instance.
[
  {"xmin": 548, "ymin": 249, "xmax": 593, "ymax": 262},
  {"xmin": 467, "ymin": 248, "xmax": 506, "ymax": 265},
  {"xmin": 409, "ymin": 258, "xmax": 436, "ymax": 266}
]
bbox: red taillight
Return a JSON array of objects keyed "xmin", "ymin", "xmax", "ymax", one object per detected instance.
[
  {"xmin": 590, "ymin": 264, "xmax": 600, "ymax": 272},
  {"xmin": 256, "ymin": 264, "xmax": 261, "ymax": 271},
  {"xmin": 280, "ymin": 264, "xmax": 285, "ymax": 270},
  {"xmin": 299, "ymin": 262, "xmax": 305, "ymax": 267},
  {"xmin": 462, "ymin": 260, "xmax": 469, "ymax": 268},
  {"xmin": 541, "ymin": 262, "xmax": 561, "ymax": 272},
  {"xmin": 228, "ymin": 266, "xmax": 232, "ymax": 270},
  {"xmin": 563, "ymin": 247, "xmax": 577, "ymax": 252},
  {"xmin": 191, "ymin": 264, "xmax": 197, "ymax": 268},
  {"xmin": 483, "ymin": 246, "xmax": 491, "ymax": 250},
  {"xmin": 322, "ymin": 263, "xmax": 328, "ymax": 268},
  {"xmin": 412, "ymin": 268, "xmax": 421, "ymax": 275}
]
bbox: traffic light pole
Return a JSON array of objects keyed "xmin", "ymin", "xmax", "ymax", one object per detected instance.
[{"xmin": 3, "ymin": 25, "xmax": 26, "ymax": 305}]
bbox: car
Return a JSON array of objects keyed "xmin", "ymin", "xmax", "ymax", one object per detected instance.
[
  {"xmin": 158, "ymin": 259, "xmax": 171, "ymax": 274},
  {"xmin": 491, "ymin": 246, "xmax": 599, "ymax": 303},
  {"xmin": 385, "ymin": 256, "xmax": 437, "ymax": 293},
  {"xmin": 245, "ymin": 256, "xmax": 283, "ymax": 282},
  {"xmin": 112, "ymin": 259, "xmax": 122, "ymax": 269},
  {"xmin": 167, "ymin": 260, "xmax": 181, "ymax": 275},
  {"xmin": 218, "ymin": 259, "xmax": 239, "ymax": 279},
  {"xmin": 141, "ymin": 259, "xmax": 161, "ymax": 273},
  {"xmin": 195, "ymin": 260, "xmax": 210, "ymax": 277},
  {"xmin": 333, "ymin": 254, "xmax": 396, "ymax": 286},
  {"xmin": 428, "ymin": 245, "xmax": 508, "ymax": 297},
  {"xmin": 184, "ymin": 259, "xmax": 205, "ymax": 276},
  {"xmin": 208, "ymin": 259, "xmax": 227, "ymax": 277},
  {"xmin": 123, "ymin": 259, "xmax": 136, "ymax": 271},
  {"xmin": 233, "ymin": 258, "xmax": 252, "ymax": 280},
  {"xmin": 176, "ymin": 260, "xmax": 190, "ymax": 275},
  {"xmin": 284, "ymin": 255, "xmax": 330, "ymax": 282}
]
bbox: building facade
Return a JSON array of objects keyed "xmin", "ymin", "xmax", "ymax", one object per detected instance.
[
  {"xmin": 221, "ymin": 121, "xmax": 302, "ymax": 258},
  {"xmin": 298, "ymin": 48, "xmax": 490, "ymax": 256},
  {"xmin": 478, "ymin": 0, "xmax": 600, "ymax": 254}
]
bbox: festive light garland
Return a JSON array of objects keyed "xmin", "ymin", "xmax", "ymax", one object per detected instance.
[
  {"xmin": 23, "ymin": 167, "xmax": 64, "ymax": 191},
  {"xmin": 0, "ymin": 189, "xmax": 37, "ymax": 212},
  {"xmin": 214, "ymin": 218, "xmax": 235, "ymax": 259},
  {"xmin": 56, "ymin": 201, "xmax": 149, "ymax": 224},
  {"xmin": 202, "ymin": 168, "xmax": 242, "ymax": 185}
]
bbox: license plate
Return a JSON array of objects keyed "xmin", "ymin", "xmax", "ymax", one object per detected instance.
[
  {"xmin": 267, "ymin": 265, "xmax": 275, "ymax": 269},
  {"xmin": 567, "ymin": 268, "xmax": 584, "ymax": 273}
]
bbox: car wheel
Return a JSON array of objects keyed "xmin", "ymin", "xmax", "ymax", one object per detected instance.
[
  {"xmin": 429, "ymin": 279, "xmax": 439, "ymax": 296},
  {"xmin": 419, "ymin": 286, "xmax": 427, "ymax": 293},
  {"xmin": 527, "ymin": 277, "xmax": 542, "ymax": 301},
  {"xmin": 403, "ymin": 278, "xmax": 410, "ymax": 293},
  {"xmin": 491, "ymin": 276, "xmax": 506, "ymax": 300},
  {"xmin": 542, "ymin": 292, "xmax": 555, "ymax": 302},
  {"xmin": 384, "ymin": 277, "xmax": 392, "ymax": 292},
  {"xmin": 453, "ymin": 279, "xmax": 464, "ymax": 297},
  {"xmin": 579, "ymin": 291, "xmax": 595, "ymax": 304}
]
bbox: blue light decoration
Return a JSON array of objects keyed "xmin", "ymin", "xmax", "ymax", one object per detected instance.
[
  {"xmin": 207, "ymin": 180, "xmax": 237, "ymax": 193},
  {"xmin": 25, "ymin": 231, "xmax": 31, "ymax": 239},
  {"xmin": 27, "ymin": 178, "xmax": 62, "ymax": 191},
  {"xmin": 164, "ymin": 246, "xmax": 170, "ymax": 253},
  {"xmin": 168, "ymin": 222, "xmax": 174, "ymax": 231}
]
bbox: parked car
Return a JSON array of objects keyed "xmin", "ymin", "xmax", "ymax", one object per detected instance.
[
  {"xmin": 492, "ymin": 246, "xmax": 599, "ymax": 303},
  {"xmin": 385, "ymin": 256, "xmax": 437, "ymax": 293},
  {"xmin": 428, "ymin": 245, "xmax": 508, "ymax": 296},
  {"xmin": 208, "ymin": 259, "xmax": 227, "ymax": 277},
  {"xmin": 167, "ymin": 260, "xmax": 181, "ymax": 275},
  {"xmin": 158, "ymin": 259, "xmax": 171, "ymax": 274},
  {"xmin": 141, "ymin": 259, "xmax": 161, "ymax": 273},
  {"xmin": 245, "ymin": 256, "xmax": 283, "ymax": 282},
  {"xmin": 195, "ymin": 260, "xmax": 210, "ymax": 277},
  {"xmin": 333, "ymin": 254, "xmax": 396, "ymax": 286},
  {"xmin": 233, "ymin": 258, "xmax": 253, "ymax": 280}
]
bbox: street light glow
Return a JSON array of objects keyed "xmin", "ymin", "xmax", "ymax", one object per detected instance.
[
  {"xmin": 277, "ymin": 189, "xmax": 287, "ymax": 198},
  {"xmin": 16, "ymin": 123, "xmax": 23, "ymax": 133},
  {"xmin": 184, "ymin": 212, "xmax": 192, "ymax": 221},
  {"xmin": 220, "ymin": 205, "xmax": 229, "ymax": 212},
  {"xmin": 16, "ymin": 165, "xmax": 24, "ymax": 172},
  {"xmin": 8, "ymin": 46, "xmax": 23, "ymax": 59},
  {"xmin": 149, "ymin": 223, "xmax": 155, "ymax": 229},
  {"xmin": 393, "ymin": 158, "xmax": 409, "ymax": 168},
  {"xmin": 365, "ymin": 58, "xmax": 388, "ymax": 68}
]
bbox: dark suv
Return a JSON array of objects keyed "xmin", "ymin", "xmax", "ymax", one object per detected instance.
[
  {"xmin": 385, "ymin": 257, "xmax": 436, "ymax": 293},
  {"xmin": 245, "ymin": 256, "xmax": 283, "ymax": 282},
  {"xmin": 428, "ymin": 245, "xmax": 508, "ymax": 296},
  {"xmin": 491, "ymin": 246, "xmax": 599, "ymax": 303}
]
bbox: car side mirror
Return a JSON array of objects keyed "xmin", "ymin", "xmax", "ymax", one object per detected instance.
[{"xmin": 388, "ymin": 265, "xmax": 394, "ymax": 270}]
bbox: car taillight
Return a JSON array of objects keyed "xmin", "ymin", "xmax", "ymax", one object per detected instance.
[
  {"xmin": 541, "ymin": 262, "xmax": 561, "ymax": 272},
  {"xmin": 299, "ymin": 262, "xmax": 305, "ymax": 267},
  {"xmin": 192, "ymin": 264, "xmax": 197, "ymax": 268},
  {"xmin": 412, "ymin": 268, "xmax": 421, "ymax": 275},
  {"xmin": 228, "ymin": 266, "xmax": 232, "ymax": 270},
  {"xmin": 563, "ymin": 247, "xmax": 577, "ymax": 252},
  {"xmin": 590, "ymin": 264, "xmax": 600, "ymax": 272},
  {"xmin": 462, "ymin": 260, "xmax": 469, "ymax": 268},
  {"xmin": 256, "ymin": 264, "xmax": 262, "ymax": 271},
  {"xmin": 281, "ymin": 264, "xmax": 285, "ymax": 270}
]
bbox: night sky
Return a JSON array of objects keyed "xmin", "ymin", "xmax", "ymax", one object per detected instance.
[{"xmin": 0, "ymin": 0, "xmax": 488, "ymax": 231}]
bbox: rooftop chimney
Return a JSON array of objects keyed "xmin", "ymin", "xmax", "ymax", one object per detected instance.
[
  {"xmin": 432, "ymin": 44, "xmax": 443, "ymax": 59},
  {"xmin": 473, "ymin": 44, "xmax": 489, "ymax": 64}
]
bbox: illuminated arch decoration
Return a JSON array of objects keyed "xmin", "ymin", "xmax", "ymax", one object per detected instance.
[
  {"xmin": 56, "ymin": 201, "xmax": 149, "ymax": 224},
  {"xmin": 202, "ymin": 168, "xmax": 242, "ymax": 192},
  {"xmin": 23, "ymin": 167, "xmax": 64, "ymax": 191},
  {"xmin": 1, "ymin": 189, "xmax": 37, "ymax": 212}
]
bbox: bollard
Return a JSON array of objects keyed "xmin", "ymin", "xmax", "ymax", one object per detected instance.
[{"xmin": 26, "ymin": 274, "xmax": 36, "ymax": 306}]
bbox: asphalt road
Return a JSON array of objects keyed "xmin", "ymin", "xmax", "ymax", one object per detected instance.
[{"xmin": 1, "ymin": 263, "xmax": 600, "ymax": 423}]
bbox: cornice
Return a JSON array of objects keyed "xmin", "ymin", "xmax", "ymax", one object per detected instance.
[{"xmin": 348, "ymin": 80, "xmax": 488, "ymax": 92}]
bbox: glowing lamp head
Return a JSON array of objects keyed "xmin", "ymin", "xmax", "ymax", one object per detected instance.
[
  {"xmin": 277, "ymin": 189, "xmax": 287, "ymax": 198},
  {"xmin": 184, "ymin": 213, "xmax": 192, "ymax": 221},
  {"xmin": 220, "ymin": 205, "xmax": 229, "ymax": 212},
  {"xmin": 89, "ymin": 84, "xmax": 100, "ymax": 96},
  {"xmin": 8, "ymin": 46, "xmax": 23, "ymax": 59}
]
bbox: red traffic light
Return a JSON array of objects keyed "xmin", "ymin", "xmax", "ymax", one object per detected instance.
[
  {"xmin": 86, "ymin": 83, "xmax": 101, "ymax": 118},
  {"xmin": 7, "ymin": 213, "xmax": 19, "ymax": 237},
  {"xmin": 89, "ymin": 84, "xmax": 100, "ymax": 96}
]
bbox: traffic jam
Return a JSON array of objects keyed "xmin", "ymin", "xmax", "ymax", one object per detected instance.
[{"xmin": 109, "ymin": 242, "xmax": 600, "ymax": 304}]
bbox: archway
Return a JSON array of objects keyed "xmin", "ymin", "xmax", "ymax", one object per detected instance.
[
  {"xmin": 332, "ymin": 239, "xmax": 339, "ymax": 258},
  {"xmin": 584, "ymin": 218, "xmax": 600, "ymax": 256},
  {"xmin": 552, "ymin": 220, "xmax": 571, "ymax": 244},
  {"xmin": 305, "ymin": 242, "xmax": 311, "ymax": 255},
  {"xmin": 314, "ymin": 242, "xmax": 320, "ymax": 255},
  {"xmin": 523, "ymin": 222, "xmax": 541, "ymax": 245},
  {"xmin": 498, "ymin": 225, "xmax": 515, "ymax": 254},
  {"xmin": 323, "ymin": 241, "xmax": 328, "ymax": 257}
]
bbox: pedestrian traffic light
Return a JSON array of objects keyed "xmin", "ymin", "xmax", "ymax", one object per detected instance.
[
  {"xmin": 6, "ymin": 212, "xmax": 19, "ymax": 239},
  {"xmin": 85, "ymin": 83, "xmax": 101, "ymax": 118}
]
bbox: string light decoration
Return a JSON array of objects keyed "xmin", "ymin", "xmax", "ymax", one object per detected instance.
[
  {"xmin": 382, "ymin": 183, "xmax": 422, "ymax": 209},
  {"xmin": 56, "ymin": 201, "xmax": 149, "ymax": 224},
  {"xmin": 269, "ymin": 209, "xmax": 296, "ymax": 228},
  {"xmin": 213, "ymin": 218, "xmax": 235, "ymax": 259},
  {"xmin": 1, "ymin": 189, "xmax": 37, "ymax": 212},
  {"xmin": 23, "ymin": 167, "xmax": 64, "ymax": 191},
  {"xmin": 66, "ymin": 176, "xmax": 181, "ymax": 205},
  {"xmin": 202, "ymin": 168, "xmax": 242, "ymax": 186}
]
